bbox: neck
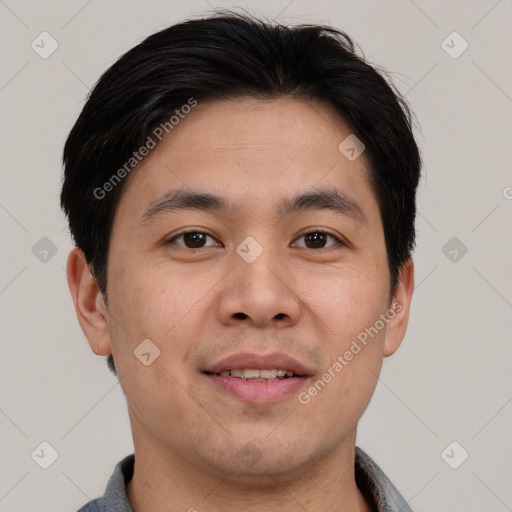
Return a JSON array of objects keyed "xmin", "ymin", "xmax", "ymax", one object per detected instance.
[{"xmin": 126, "ymin": 415, "xmax": 373, "ymax": 512}]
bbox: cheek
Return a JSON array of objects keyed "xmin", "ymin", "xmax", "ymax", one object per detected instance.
[
  {"xmin": 299, "ymin": 262, "xmax": 388, "ymax": 342},
  {"xmin": 296, "ymin": 262, "xmax": 388, "ymax": 408},
  {"xmin": 104, "ymin": 258, "xmax": 216, "ymax": 400},
  {"xmin": 104, "ymin": 264, "xmax": 204, "ymax": 441},
  {"xmin": 107, "ymin": 258, "xmax": 204, "ymax": 338}
]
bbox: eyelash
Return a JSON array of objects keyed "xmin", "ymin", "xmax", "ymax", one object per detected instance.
[{"xmin": 164, "ymin": 229, "xmax": 345, "ymax": 251}]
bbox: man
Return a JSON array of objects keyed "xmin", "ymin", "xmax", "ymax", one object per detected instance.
[{"xmin": 61, "ymin": 11, "xmax": 420, "ymax": 512}]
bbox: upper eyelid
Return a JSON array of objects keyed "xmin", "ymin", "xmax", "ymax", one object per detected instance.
[{"xmin": 294, "ymin": 228, "xmax": 341, "ymax": 240}]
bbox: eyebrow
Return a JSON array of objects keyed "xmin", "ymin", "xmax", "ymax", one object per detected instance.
[{"xmin": 140, "ymin": 187, "xmax": 367, "ymax": 225}]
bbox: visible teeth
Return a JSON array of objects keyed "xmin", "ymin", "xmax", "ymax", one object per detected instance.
[{"xmin": 216, "ymin": 368, "xmax": 296, "ymax": 379}]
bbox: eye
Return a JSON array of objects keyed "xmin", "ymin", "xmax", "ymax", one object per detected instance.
[
  {"xmin": 292, "ymin": 231, "xmax": 343, "ymax": 250},
  {"xmin": 165, "ymin": 231, "xmax": 221, "ymax": 249}
]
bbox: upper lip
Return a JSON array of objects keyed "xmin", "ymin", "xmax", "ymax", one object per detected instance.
[{"xmin": 205, "ymin": 352, "xmax": 312, "ymax": 376}]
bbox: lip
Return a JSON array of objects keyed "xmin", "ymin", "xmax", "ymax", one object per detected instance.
[
  {"xmin": 203, "ymin": 352, "xmax": 313, "ymax": 404},
  {"xmin": 205, "ymin": 374, "xmax": 309, "ymax": 403},
  {"xmin": 204, "ymin": 351, "xmax": 312, "ymax": 376}
]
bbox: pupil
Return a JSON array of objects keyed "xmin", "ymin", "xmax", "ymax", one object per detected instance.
[
  {"xmin": 306, "ymin": 232, "xmax": 326, "ymax": 248},
  {"xmin": 184, "ymin": 233, "xmax": 205, "ymax": 248}
]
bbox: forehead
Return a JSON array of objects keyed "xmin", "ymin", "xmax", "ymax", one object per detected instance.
[{"xmin": 116, "ymin": 97, "xmax": 380, "ymax": 226}]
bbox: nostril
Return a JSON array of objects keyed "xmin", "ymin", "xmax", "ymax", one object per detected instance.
[
  {"xmin": 274, "ymin": 313, "xmax": 286, "ymax": 320},
  {"xmin": 233, "ymin": 312, "xmax": 247, "ymax": 319}
]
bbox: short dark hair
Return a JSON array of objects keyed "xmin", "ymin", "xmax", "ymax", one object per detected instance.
[{"xmin": 61, "ymin": 11, "xmax": 421, "ymax": 376}]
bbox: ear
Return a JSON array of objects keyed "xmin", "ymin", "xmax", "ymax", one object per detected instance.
[
  {"xmin": 383, "ymin": 258, "xmax": 414, "ymax": 357},
  {"xmin": 66, "ymin": 247, "xmax": 112, "ymax": 357}
]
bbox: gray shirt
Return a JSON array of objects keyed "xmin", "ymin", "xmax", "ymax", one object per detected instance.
[{"xmin": 76, "ymin": 447, "xmax": 412, "ymax": 511}]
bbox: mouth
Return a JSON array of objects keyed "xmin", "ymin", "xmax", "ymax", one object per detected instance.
[
  {"xmin": 204, "ymin": 368, "xmax": 299, "ymax": 381},
  {"xmin": 203, "ymin": 352, "xmax": 313, "ymax": 403}
]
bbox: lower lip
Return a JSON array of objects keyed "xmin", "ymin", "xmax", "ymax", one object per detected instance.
[{"xmin": 205, "ymin": 374, "xmax": 308, "ymax": 403}]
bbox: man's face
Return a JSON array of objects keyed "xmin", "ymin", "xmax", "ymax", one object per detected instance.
[{"xmin": 102, "ymin": 97, "xmax": 404, "ymax": 478}]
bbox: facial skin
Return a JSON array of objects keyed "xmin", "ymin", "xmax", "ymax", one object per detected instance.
[{"xmin": 67, "ymin": 97, "xmax": 414, "ymax": 512}]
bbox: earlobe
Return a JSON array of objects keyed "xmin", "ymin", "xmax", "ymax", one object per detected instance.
[
  {"xmin": 66, "ymin": 247, "xmax": 112, "ymax": 357},
  {"xmin": 383, "ymin": 258, "xmax": 415, "ymax": 357}
]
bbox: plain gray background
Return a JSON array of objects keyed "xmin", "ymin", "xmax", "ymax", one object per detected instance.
[{"xmin": 1, "ymin": 1, "xmax": 511, "ymax": 511}]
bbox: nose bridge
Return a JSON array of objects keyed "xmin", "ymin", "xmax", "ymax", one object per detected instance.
[
  {"xmin": 218, "ymin": 234, "xmax": 300, "ymax": 326},
  {"xmin": 235, "ymin": 234, "xmax": 285, "ymax": 293}
]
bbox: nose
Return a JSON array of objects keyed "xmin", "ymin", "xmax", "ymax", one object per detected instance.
[{"xmin": 216, "ymin": 243, "xmax": 301, "ymax": 328}]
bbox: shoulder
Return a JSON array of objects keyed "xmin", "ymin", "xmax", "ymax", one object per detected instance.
[
  {"xmin": 76, "ymin": 498, "xmax": 103, "ymax": 512},
  {"xmin": 355, "ymin": 446, "xmax": 413, "ymax": 512},
  {"xmin": 74, "ymin": 454, "xmax": 135, "ymax": 512}
]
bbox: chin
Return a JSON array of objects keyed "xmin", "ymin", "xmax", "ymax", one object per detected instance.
[{"xmin": 202, "ymin": 435, "xmax": 315, "ymax": 480}]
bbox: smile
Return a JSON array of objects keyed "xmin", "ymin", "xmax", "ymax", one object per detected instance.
[{"xmin": 207, "ymin": 368, "xmax": 296, "ymax": 381}]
